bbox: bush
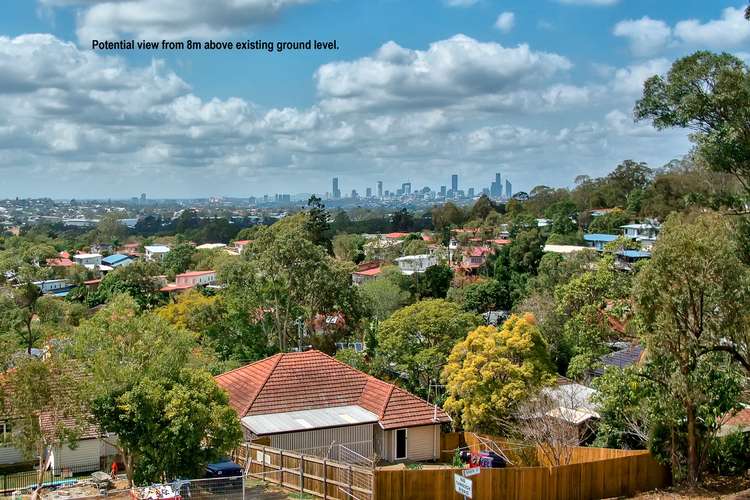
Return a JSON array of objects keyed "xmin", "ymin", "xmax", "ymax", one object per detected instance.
[{"xmin": 707, "ymin": 431, "xmax": 750, "ymax": 476}]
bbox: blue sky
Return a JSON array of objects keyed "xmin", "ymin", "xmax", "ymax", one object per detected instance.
[{"xmin": 0, "ymin": 0, "xmax": 748, "ymax": 198}]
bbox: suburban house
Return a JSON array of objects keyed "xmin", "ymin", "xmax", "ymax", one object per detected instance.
[
  {"xmin": 101, "ymin": 254, "xmax": 134, "ymax": 268},
  {"xmin": 583, "ymin": 233, "xmax": 619, "ymax": 251},
  {"xmin": 460, "ymin": 246, "xmax": 494, "ymax": 273},
  {"xmin": 351, "ymin": 261, "xmax": 383, "ymax": 285},
  {"xmin": 119, "ymin": 242, "xmax": 140, "ymax": 255},
  {"xmin": 46, "ymin": 254, "xmax": 75, "ymax": 268},
  {"xmin": 215, "ymin": 350, "xmax": 451, "ymax": 463},
  {"xmin": 615, "ymin": 250, "xmax": 651, "ymax": 271},
  {"xmin": 73, "ymin": 253, "xmax": 102, "ymax": 268},
  {"xmin": 160, "ymin": 270, "xmax": 217, "ymax": 293},
  {"xmin": 196, "ymin": 243, "xmax": 227, "ymax": 251},
  {"xmin": 32, "ymin": 279, "xmax": 72, "ymax": 295},
  {"xmin": 0, "ymin": 372, "xmax": 117, "ymax": 471},
  {"xmin": 144, "ymin": 245, "xmax": 170, "ymax": 261},
  {"xmin": 718, "ymin": 407, "xmax": 750, "ymax": 437},
  {"xmin": 395, "ymin": 254, "xmax": 437, "ymax": 275},
  {"xmin": 620, "ymin": 223, "xmax": 659, "ymax": 240},
  {"xmin": 543, "ymin": 244, "xmax": 590, "ymax": 254}
]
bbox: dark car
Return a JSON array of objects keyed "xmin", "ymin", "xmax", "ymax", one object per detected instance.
[{"xmin": 205, "ymin": 457, "xmax": 243, "ymax": 478}]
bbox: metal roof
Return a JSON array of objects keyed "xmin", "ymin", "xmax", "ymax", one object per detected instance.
[
  {"xmin": 102, "ymin": 254, "xmax": 131, "ymax": 265},
  {"xmin": 241, "ymin": 405, "xmax": 379, "ymax": 435},
  {"xmin": 617, "ymin": 250, "xmax": 651, "ymax": 259},
  {"xmin": 583, "ymin": 234, "xmax": 619, "ymax": 242},
  {"xmin": 145, "ymin": 245, "xmax": 170, "ymax": 252}
]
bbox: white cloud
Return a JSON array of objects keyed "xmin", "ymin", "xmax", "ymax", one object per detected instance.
[
  {"xmin": 494, "ymin": 12, "xmax": 515, "ymax": 33},
  {"xmin": 674, "ymin": 6, "xmax": 750, "ymax": 48},
  {"xmin": 611, "ymin": 58, "xmax": 670, "ymax": 96},
  {"xmin": 443, "ymin": 0, "xmax": 479, "ymax": 7},
  {"xmin": 613, "ymin": 17, "xmax": 671, "ymax": 57},
  {"xmin": 557, "ymin": 0, "xmax": 618, "ymax": 6},
  {"xmin": 38, "ymin": 0, "xmax": 313, "ymax": 42},
  {"xmin": 315, "ymin": 35, "xmax": 572, "ymax": 113}
]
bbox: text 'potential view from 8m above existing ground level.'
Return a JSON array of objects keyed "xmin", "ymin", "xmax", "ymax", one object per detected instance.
[{"xmin": 1, "ymin": 1, "xmax": 750, "ymax": 499}]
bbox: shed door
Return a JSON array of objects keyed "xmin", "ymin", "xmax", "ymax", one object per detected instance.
[{"xmin": 395, "ymin": 429, "xmax": 407, "ymax": 460}]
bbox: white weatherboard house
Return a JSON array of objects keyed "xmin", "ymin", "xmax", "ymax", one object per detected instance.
[
  {"xmin": 73, "ymin": 253, "xmax": 102, "ymax": 268},
  {"xmin": 394, "ymin": 254, "xmax": 438, "ymax": 275},
  {"xmin": 216, "ymin": 350, "xmax": 451, "ymax": 463},
  {"xmin": 144, "ymin": 245, "xmax": 170, "ymax": 261}
]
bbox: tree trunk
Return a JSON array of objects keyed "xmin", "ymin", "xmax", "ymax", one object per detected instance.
[{"xmin": 686, "ymin": 402, "xmax": 698, "ymax": 483}]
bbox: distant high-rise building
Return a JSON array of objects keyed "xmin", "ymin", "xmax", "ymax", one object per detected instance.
[
  {"xmin": 402, "ymin": 182, "xmax": 411, "ymax": 195},
  {"xmin": 440, "ymin": 185, "xmax": 447, "ymax": 197},
  {"xmin": 468, "ymin": 188, "xmax": 475, "ymax": 198},
  {"xmin": 482, "ymin": 188, "xmax": 490, "ymax": 196},
  {"xmin": 332, "ymin": 177, "xmax": 341, "ymax": 199},
  {"xmin": 490, "ymin": 173, "xmax": 502, "ymax": 198},
  {"xmin": 351, "ymin": 189, "xmax": 358, "ymax": 199},
  {"xmin": 384, "ymin": 190, "xmax": 390, "ymax": 197},
  {"xmin": 451, "ymin": 174, "xmax": 458, "ymax": 194},
  {"xmin": 377, "ymin": 181, "xmax": 383, "ymax": 198},
  {"xmin": 505, "ymin": 179, "xmax": 512, "ymax": 199},
  {"xmin": 366, "ymin": 187, "xmax": 372, "ymax": 198}
]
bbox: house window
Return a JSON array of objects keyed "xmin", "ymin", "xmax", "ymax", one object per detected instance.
[
  {"xmin": 395, "ymin": 428, "xmax": 407, "ymax": 460},
  {"xmin": 0, "ymin": 421, "xmax": 11, "ymax": 444}
]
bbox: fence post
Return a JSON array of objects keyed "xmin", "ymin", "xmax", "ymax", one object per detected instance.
[
  {"xmin": 262, "ymin": 446, "xmax": 266, "ymax": 482},
  {"xmin": 246, "ymin": 444, "xmax": 252, "ymax": 476},
  {"xmin": 322, "ymin": 459, "xmax": 327, "ymax": 500},
  {"xmin": 348, "ymin": 465, "xmax": 353, "ymax": 498},
  {"xmin": 279, "ymin": 450, "xmax": 284, "ymax": 487},
  {"xmin": 299, "ymin": 455, "xmax": 304, "ymax": 493}
]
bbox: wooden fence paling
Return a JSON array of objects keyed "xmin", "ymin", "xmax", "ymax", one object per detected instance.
[{"xmin": 373, "ymin": 452, "xmax": 670, "ymax": 500}]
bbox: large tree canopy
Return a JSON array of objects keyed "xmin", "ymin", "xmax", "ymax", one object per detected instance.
[{"xmin": 636, "ymin": 51, "xmax": 750, "ymax": 198}]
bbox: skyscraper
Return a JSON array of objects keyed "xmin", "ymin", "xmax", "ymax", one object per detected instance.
[
  {"xmin": 332, "ymin": 177, "xmax": 340, "ymax": 199},
  {"xmin": 490, "ymin": 173, "xmax": 502, "ymax": 198},
  {"xmin": 440, "ymin": 185, "xmax": 447, "ymax": 197},
  {"xmin": 402, "ymin": 182, "xmax": 411, "ymax": 195},
  {"xmin": 451, "ymin": 174, "xmax": 458, "ymax": 194},
  {"xmin": 505, "ymin": 179, "xmax": 512, "ymax": 199},
  {"xmin": 377, "ymin": 181, "xmax": 383, "ymax": 198},
  {"xmin": 366, "ymin": 187, "xmax": 372, "ymax": 198},
  {"xmin": 468, "ymin": 187, "xmax": 475, "ymax": 198}
]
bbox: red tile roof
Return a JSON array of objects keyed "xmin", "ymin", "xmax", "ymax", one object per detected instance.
[
  {"xmin": 723, "ymin": 408, "xmax": 750, "ymax": 428},
  {"xmin": 216, "ymin": 350, "xmax": 450, "ymax": 430},
  {"xmin": 488, "ymin": 239, "xmax": 511, "ymax": 245},
  {"xmin": 384, "ymin": 232, "xmax": 410, "ymax": 239},
  {"xmin": 46, "ymin": 257, "xmax": 75, "ymax": 267},
  {"xmin": 353, "ymin": 267, "xmax": 382, "ymax": 277}
]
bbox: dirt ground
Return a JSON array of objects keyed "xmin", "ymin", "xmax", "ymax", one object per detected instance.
[{"xmin": 632, "ymin": 475, "xmax": 750, "ymax": 499}]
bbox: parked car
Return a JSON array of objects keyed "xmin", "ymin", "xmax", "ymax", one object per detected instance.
[{"xmin": 205, "ymin": 457, "xmax": 243, "ymax": 478}]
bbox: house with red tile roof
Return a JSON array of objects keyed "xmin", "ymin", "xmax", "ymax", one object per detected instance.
[
  {"xmin": 351, "ymin": 261, "xmax": 383, "ymax": 285},
  {"xmin": 215, "ymin": 350, "xmax": 451, "ymax": 463}
]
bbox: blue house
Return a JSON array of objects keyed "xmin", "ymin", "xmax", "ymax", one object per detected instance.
[
  {"xmin": 583, "ymin": 233, "xmax": 619, "ymax": 251},
  {"xmin": 101, "ymin": 253, "xmax": 134, "ymax": 268}
]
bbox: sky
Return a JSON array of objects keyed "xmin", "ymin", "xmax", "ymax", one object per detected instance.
[{"xmin": 0, "ymin": 0, "xmax": 749, "ymax": 199}]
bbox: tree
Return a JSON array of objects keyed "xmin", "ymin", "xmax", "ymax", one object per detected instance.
[
  {"xmin": 555, "ymin": 254, "xmax": 632, "ymax": 379},
  {"xmin": 401, "ymin": 238, "xmax": 429, "ymax": 257},
  {"xmin": 12, "ymin": 283, "xmax": 42, "ymax": 355},
  {"xmin": 359, "ymin": 276, "xmax": 410, "ymax": 320},
  {"xmin": 635, "ymin": 211, "xmax": 750, "ymax": 482},
  {"xmin": 95, "ymin": 260, "xmax": 164, "ymax": 310},
  {"xmin": 160, "ymin": 242, "xmax": 196, "ymax": 276},
  {"xmin": 442, "ymin": 315, "xmax": 553, "ymax": 433},
  {"xmin": 468, "ymin": 195, "xmax": 499, "ymax": 220},
  {"xmin": 305, "ymin": 195, "xmax": 333, "ymax": 253},
  {"xmin": 332, "ymin": 233, "xmax": 366, "ymax": 262},
  {"xmin": 223, "ymin": 221, "xmax": 364, "ymax": 352},
  {"xmin": 587, "ymin": 208, "xmax": 630, "ymax": 234},
  {"xmin": 71, "ymin": 296, "xmax": 242, "ymax": 485},
  {"xmin": 375, "ymin": 299, "xmax": 479, "ymax": 400},
  {"xmin": 94, "ymin": 213, "xmax": 128, "ymax": 246},
  {"xmin": 635, "ymin": 51, "xmax": 750, "ymax": 197},
  {"xmin": 413, "ymin": 264, "xmax": 453, "ymax": 299},
  {"xmin": 462, "ymin": 279, "xmax": 506, "ymax": 313},
  {"xmin": 6, "ymin": 356, "xmax": 86, "ymax": 487},
  {"xmin": 432, "ymin": 203, "xmax": 464, "ymax": 231}
]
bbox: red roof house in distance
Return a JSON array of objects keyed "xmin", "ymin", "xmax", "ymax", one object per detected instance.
[
  {"xmin": 383, "ymin": 232, "xmax": 410, "ymax": 239},
  {"xmin": 160, "ymin": 270, "xmax": 217, "ymax": 293},
  {"xmin": 216, "ymin": 350, "xmax": 450, "ymax": 463},
  {"xmin": 351, "ymin": 260, "xmax": 383, "ymax": 285}
]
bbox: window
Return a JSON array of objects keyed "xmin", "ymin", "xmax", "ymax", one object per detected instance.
[
  {"xmin": 395, "ymin": 428, "xmax": 407, "ymax": 460},
  {"xmin": 0, "ymin": 421, "xmax": 11, "ymax": 444}
]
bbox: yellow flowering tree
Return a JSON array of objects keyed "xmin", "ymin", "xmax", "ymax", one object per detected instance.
[{"xmin": 442, "ymin": 313, "xmax": 554, "ymax": 434}]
